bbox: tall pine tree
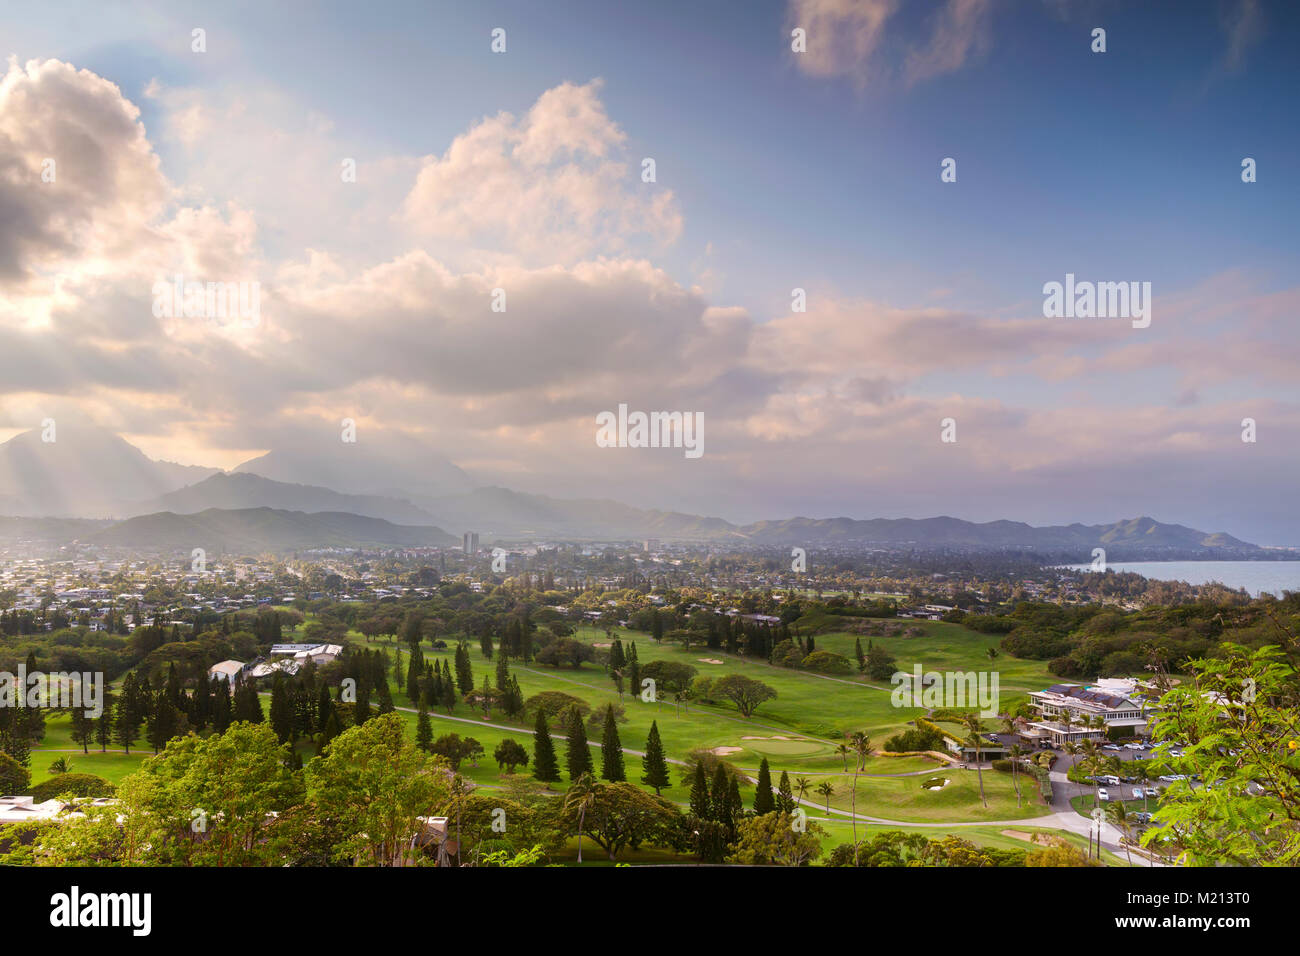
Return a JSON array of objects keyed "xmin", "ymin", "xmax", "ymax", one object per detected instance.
[
  {"xmin": 641, "ymin": 720, "xmax": 670, "ymax": 794},
  {"xmin": 564, "ymin": 704, "xmax": 594, "ymax": 780},
  {"xmin": 532, "ymin": 709, "xmax": 560, "ymax": 784},
  {"xmin": 600, "ymin": 704, "xmax": 625, "ymax": 781},
  {"xmin": 753, "ymin": 757, "xmax": 775, "ymax": 814}
]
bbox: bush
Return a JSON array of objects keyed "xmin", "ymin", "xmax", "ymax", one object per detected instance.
[
  {"xmin": 801, "ymin": 650, "xmax": 852, "ymax": 674},
  {"xmin": 0, "ymin": 753, "xmax": 30, "ymax": 795},
  {"xmin": 884, "ymin": 727, "xmax": 945, "ymax": 753},
  {"xmin": 29, "ymin": 773, "xmax": 115, "ymax": 803}
]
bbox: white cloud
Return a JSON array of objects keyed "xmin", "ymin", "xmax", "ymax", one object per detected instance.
[{"xmin": 400, "ymin": 79, "xmax": 682, "ymax": 266}]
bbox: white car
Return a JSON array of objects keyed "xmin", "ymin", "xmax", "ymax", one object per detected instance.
[
  {"xmin": 1125, "ymin": 743, "xmax": 1145, "ymax": 750},
  {"xmin": 1132, "ymin": 788, "xmax": 1144, "ymax": 800},
  {"xmin": 1144, "ymin": 787, "xmax": 1159, "ymax": 798},
  {"xmin": 1102, "ymin": 744, "xmax": 1121, "ymax": 751},
  {"xmin": 1098, "ymin": 788, "xmax": 1111, "ymax": 801}
]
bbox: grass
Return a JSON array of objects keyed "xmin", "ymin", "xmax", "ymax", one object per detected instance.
[{"xmin": 21, "ymin": 618, "xmax": 1111, "ymax": 859}]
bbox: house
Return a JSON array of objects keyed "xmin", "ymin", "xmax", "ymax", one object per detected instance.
[
  {"xmin": 271, "ymin": 643, "xmax": 343, "ymax": 666},
  {"xmin": 0, "ymin": 795, "xmax": 117, "ymax": 825},
  {"xmin": 208, "ymin": 660, "xmax": 246, "ymax": 683},
  {"xmin": 1022, "ymin": 682, "xmax": 1152, "ymax": 748}
]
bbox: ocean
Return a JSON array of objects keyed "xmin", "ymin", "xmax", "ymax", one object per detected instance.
[{"xmin": 1063, "ymin": 560, "xmax": 1300, "ymax": 597}]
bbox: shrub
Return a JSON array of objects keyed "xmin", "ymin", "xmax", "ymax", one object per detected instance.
[
  {"xmin": 801, "ymin": 650, "xmax": 852, "ymax": 674},
  {"xmin": 29, "ymin": 773, "xmax": 116, "ymax": 803}
]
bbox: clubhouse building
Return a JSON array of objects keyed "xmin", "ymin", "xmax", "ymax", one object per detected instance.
[{"xmin": 1019, "ymin": 678, "xmax": 1153, "ymax": 748}]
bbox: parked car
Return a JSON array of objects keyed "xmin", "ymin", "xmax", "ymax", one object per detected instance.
[
  {"xmin": 1098, "ymin": 788, "xmax": 1111, "ymax": 801},
  {"xmin": 1102, "ymin": 744, "xmax": 1121, "ymax": 751},
  {"xmin": 1144, "ymin": 787, "xmax": 1159, "ymax": 797},
  {"xmin": 1099, "ymin": 775, "xmax": 1121, "ymax": 786},
  {"xmin": 1125, "ymin": 742, "xmax": 1145, "ymax": 750},
  {"xmin": 1132, "ymin": 787, "xmax": 1144, "ymax": 800}
]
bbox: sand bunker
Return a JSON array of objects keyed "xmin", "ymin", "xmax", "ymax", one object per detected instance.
[
  {"xmin": 593, "ymin": 642, "xmax": 612, "ymax": 648},
  {"xmin": 741, "ymin": 735, "xmax": 795, "ymax": 741},
  {"xmin": 1001, "ymin": 830, "xmax": 1063, "ymax": 846},
  {"xmin": 696, "ymin": 658, "xmax": 724, "ymax": 664},
  {"xmin": 711, "ymin": 746, "xmax": 743, "ymax": 756}
]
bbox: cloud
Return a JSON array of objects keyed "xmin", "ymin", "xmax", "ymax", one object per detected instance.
[
  {"xmin": 904, "ymin": 0, "xmax": 994, "ymax": 86},
  {"xmin": 400, "ymin": 79, "xmax": 682, "ymax": 267},
  {"xmin": 788, "ymin": 0, "xmax": 993, "ymax": 88},
  {"xmin": 1220, "ymin": 0, "xmax": 1262, "ymax": 71},
  {"xmin": 0, "ymin": 58, "xmax": 167, "ymax": 285},
  {"xmin": 1, "ymin": 57, "xmax": 1297, "ymax": 540}
]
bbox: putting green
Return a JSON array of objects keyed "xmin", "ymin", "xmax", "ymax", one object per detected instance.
[{"xmin": 742, "ymin": 738, "xmax": 825, "ymax": 756}]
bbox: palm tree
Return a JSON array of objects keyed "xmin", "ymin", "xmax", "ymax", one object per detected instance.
[
  {"xmin": 847, "ymin": 731, "xmax": 872, "ymax": 865},
  {"xmin": 793, "ymin": 775, "xmax": 812, "ymax": 808},
  {"xmin": 448, "ymin": 772, "xmax": 472, "ymax": 866},
  {"xmin": 835, "ymin": 743, "xmax": 851, "ymax": 772},
  {"xmin": 1079, "ymin": 738, "xmax": 1102, "ymax": 808},
  {"xmin": 815, "ymin": 780, "xmax": 835, "ymax": 815},
  {"xmin": 48, "ymin": 756, "xmax": 72, "ymax": 775},
  {"xmin": 1057, "ymin": 707, "xmax": 1074, "ymax": 749},
  {"xmin": 1106, "ymin": 802, "xmax": 1136, "ymax": 867},
  {"xmin": 1008, "ymin": 744, "xmax": 1025, "ymax": 808},
  {"xmin": 962, "ymin": 714, "xmax": 988, "ymax": 808},
  {"xmin": 563, "ymin": 773, "xmax": 598, "ymax": 864}
]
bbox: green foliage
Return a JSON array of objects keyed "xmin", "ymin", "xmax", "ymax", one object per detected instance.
[{"xmin": 29, "ymin": 773, "xmax": 115, "ymax": 803}]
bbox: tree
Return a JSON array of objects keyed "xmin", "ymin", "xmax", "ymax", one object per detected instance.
[
  {"xmin": 776, "ymin": 771, "xmax": 795, "ymax": 813},
  {"xmin": 599, "ymin": 704, "xmax": 625, "ymax": 781},
  {"xmin": 847, "ymin": 730, "xmax": 872, "ymax": 863},
  {"xmin": 1106, "ymin": 801, "xmax": 1136, "ymax": 867},
  {"xmin": 563, "ymin": 773, "xmax": 598, "ymax": 864},
  {"xmin": 793, "ymin": 775, "xmax": 812, "ymax": 808},
  {"xmin": 494, "ymin": 739, "xmax": 529, "ymax": 774},
  {"xmin": 114, "ymin": 674, "xmax": 143, "ymax": 754},
  {"xmin": 69, "ymin": 708, "xmax": 94, "ymax": 755},
  {"xmin": 727, "ymin": 811, "xmax": 825, "ymax": 866},
  {"xmin": 95, "ymin": 688, "xmax": 114, "ymax": 753},
  {"xmin": 232, "ymin": 679, "xmax": 263, "ymax": 724},
  {"xmin": 561, "ymin": 779, "xmax": 681, "ymax": 860},
  {"xmin": 0, "ymin": 751, "xmax": 29, "ymax": 794},
  {"xmin": 752, "ymin": 757, "xmax": 775, "ymax": 815},
  {"xmin": 454, "ymin": 642, "xmax": 474, "ymax": 695},
  {"xmin": 688, "ymin": 762, "xmax": 711, "ymax": 818},
  {"xmin": 532, "ymin": 710, "xmax": 561, "ymax": 784},
  {"xmin": 963, "ymin": 714, "xmax": 988, "ymax": 808},
  {"xmin": 415, "ymin": 708, "xmax": 433, "ymax": 752},
  {"xmin": 1139, "ymin": 636, "xmax": 1300, "ymax": 866},
  {"xmin": 640, "ymin": 721, "xmax": 670, "ymax": 795},
  {"xmin": 305, "ymin": 712, "xmax": 451, "ymax": 867},
  {"xmin": 712, "ymin": 674, "xmax": 777, "ymax": 718},
  {"xmin": 269, "ymin": 673, "xmax": 293, "ymax": 744},
  {"xmin": 564, "ymin": 704, "xmax": 594, "ymax": 780},
  {"xmin": 815, "ymin": 780, "xmax": 835, "ymax": 814}
]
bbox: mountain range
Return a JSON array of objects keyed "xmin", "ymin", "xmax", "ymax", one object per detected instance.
[{"xmin": 0, "ymin": 426, "xmax": 1264, "ymax": 555}]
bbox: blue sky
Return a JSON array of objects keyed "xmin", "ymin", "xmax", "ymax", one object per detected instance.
[{"xmin": 1, "ymin": 0, "xmax": 1298, "ymax": 543}]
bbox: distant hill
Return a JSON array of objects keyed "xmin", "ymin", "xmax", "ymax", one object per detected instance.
[
  {"xmin": 0, "ymin": 515, "xmax": 112, "ymax": 544},
  {"xmin": 737, "ymin": 515, "xmax": 1257, "ymax": 553},
  {"xmin": 414, "ymin": 486, "xmax": 739, "ymax": 540},
  {"xmin": 0, "ymin": 425, "xmax": 218, "ymax": 517},
  {"xmin": 92, "ymin": 508, "xmax": 459, "ymax": 553},
  {"xmin": 134, "ymin": 473, "xmax": 440, "ymax": 526},
  {"xmin": 232, "ymin": 429, "xmax": 474, "ymax": 499}
]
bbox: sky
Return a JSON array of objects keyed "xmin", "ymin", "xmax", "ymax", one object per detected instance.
[{"xmin": 0, "ymin": 0, "xmax": 1298, "ymax": 543}]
